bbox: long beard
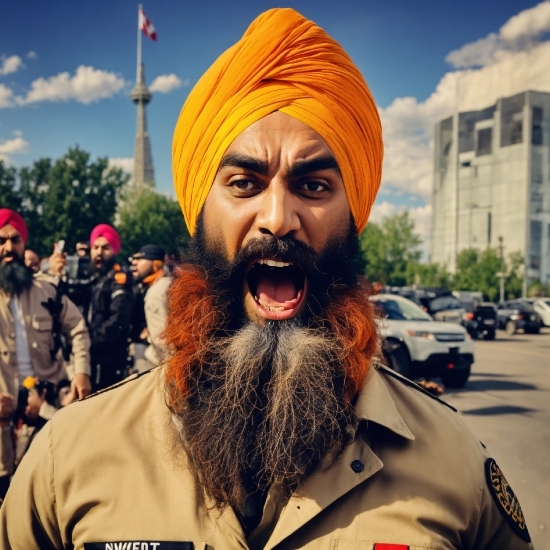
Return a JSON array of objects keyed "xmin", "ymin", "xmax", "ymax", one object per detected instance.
[
  {"xmin": 164, "ymin": 214, "xmax": 379, "ymax": 512},
  {"xmin": 0, "ymin": 256, "xmax": 34, "ymax": 295}
]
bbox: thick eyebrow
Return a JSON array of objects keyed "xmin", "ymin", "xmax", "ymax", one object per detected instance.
[
  {"xmin": 218, "ymin": 153, "xmax": 269, "ymax": 176},
  {"xmin": 288, "ymin": 155, "xmax": 341, "ymax": 178}
]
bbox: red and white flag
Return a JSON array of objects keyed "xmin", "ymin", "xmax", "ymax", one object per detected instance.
[{"xmin": 139, "ymin": 7, "xmax": 157, "ymax": 41}]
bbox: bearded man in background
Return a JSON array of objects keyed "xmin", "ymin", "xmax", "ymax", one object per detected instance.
[{"xmin": 1, "ymin": 9, "xmax": 532, "ymax": 550}]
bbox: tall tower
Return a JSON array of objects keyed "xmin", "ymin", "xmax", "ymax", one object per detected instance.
[{"xmin": 131, "ymin": 63, "xmax": 155, "ymax": 188}]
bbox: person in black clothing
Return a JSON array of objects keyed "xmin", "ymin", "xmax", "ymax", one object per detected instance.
[{"xmin": 87, "ymin": 224, "xmax": 134, "ymax": 391}]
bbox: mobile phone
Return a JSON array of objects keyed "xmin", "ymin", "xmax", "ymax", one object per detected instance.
[{"xmin": 55, "ymin": 240, "xmax": 65, "ymax": 254}]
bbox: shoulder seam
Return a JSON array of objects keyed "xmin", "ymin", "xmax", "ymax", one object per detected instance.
[
  {"xmin": 376, "ymin": 364, "xmax": 457, "ymax": 412},
  {"xmin": 83, "ymin": 367, "xmax": 158, "ymax": 401}
]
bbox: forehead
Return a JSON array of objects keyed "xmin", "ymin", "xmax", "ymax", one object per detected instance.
[
  {"xmin": 0, "ymin": 224, "xmax": 20, "ymax": 237},
  {"xmin": 225, "ymin": 111, "xmax": 333, "ymax": 159},
  {"xmin": 92, "ymin": 236, "xmax": 111, "ymax": 248},
  {"xmin": 25, "ymin": 250, "xmax": 38, "ymax": 258}
]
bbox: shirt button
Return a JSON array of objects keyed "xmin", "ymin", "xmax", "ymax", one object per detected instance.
[
  {"xmin": 32, "ymin": 342, "xmax": 38, "ymax": 348},
  {"xmin": 351, "ymin": 460, "xmax": 364, "ymax": 473}
]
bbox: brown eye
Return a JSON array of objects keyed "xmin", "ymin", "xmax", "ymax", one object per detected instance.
[
  {"xmin": 234, "ymin": 180, "xmax": 255, "ymax": 190},
  {"xmin": 298, "ymin": 181, "xmax": 329, "ymax": 195}
]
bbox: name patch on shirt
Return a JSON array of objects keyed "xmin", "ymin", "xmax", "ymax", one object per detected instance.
[
  {"xmin": 485, "ymin": 458, "xmax": 531, "ymax": 543},
  {"xmin": 84, "ymin": 543, "xmax": 194, "ymax": 550}
]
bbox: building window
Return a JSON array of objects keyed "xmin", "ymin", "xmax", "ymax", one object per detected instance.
[
  {"xmin": 476, "ymin": 128, "xmax": 492, "ymax": 156},
  {"xmin": 532, "ymin": 107, "xmax": 543, "ymax": 146},
  {"xmin": 501, "ymin": 93, "xmax": 525, "ymax": 147},
  {"xmin": 459, "ymin": 106, "xmax": 495, "ymax": 153},
  {"xmin": 530, "ymin": 220, "xmax": 542, "ymax": 270},
  {"xmin": 487, "ymin": 212, "xmax": 492, "ymax": 244}
]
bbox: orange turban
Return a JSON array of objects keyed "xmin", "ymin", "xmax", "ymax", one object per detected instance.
[{"xmin": 172, "ymin": 8, "xmax": 383, "ymax": 235}]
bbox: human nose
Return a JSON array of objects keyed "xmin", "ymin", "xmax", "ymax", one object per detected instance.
[{"xmin": 255, "ymin": 182, "xmax": 301, "ymax": 238}]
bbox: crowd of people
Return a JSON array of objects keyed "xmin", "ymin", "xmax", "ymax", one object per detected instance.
[{"xmin": 0, "ymin": 207, "xmax": 172, "ymax": 498}]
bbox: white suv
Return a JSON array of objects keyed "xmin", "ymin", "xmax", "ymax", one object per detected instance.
[{"xmin": 372, "ymin": 293, "xmax": 475, "ymax": 388}]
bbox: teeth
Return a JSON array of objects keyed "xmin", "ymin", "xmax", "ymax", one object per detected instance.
[{"xmin": 257, "ymin": 259, "xmax": 292, "ymax": 268}]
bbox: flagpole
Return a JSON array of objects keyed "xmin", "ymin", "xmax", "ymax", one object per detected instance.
[{"xmin": 136, "ymin": 3, "xmax": 142, "ymax": 83}]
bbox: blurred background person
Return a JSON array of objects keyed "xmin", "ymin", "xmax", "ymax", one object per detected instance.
[
  {"xmin": 0, "ymin": 209, "xmax": 91, "ymax": 497},
  {"xmin": 86, "ymin": 224, "xmax": 134, "ymax": 390},
  {"xmin": 131, "ymin": 245, "xmax": 171, "ymax": 370},
  {"xmin": 75, "ymin": 241, "xmax": 90, "ymax": 258},
  {"xmin": 24, "ymin": 250, "xmax": 40, "ymax": 273}
]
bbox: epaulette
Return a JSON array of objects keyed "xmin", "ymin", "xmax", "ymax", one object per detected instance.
[
  {"xmin": 82, "ymin": 367, "xmax": 159, "ymax": 401},
  {"xmin": 114, "ymin": 272, "xmax": 127, "ymax": 285},
  {"xmin": 375, "ymin": 363, "xmax": 457, "ymax": 412}
]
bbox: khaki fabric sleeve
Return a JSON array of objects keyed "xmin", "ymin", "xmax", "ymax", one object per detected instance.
[
  {"xmin": 0, "ymin": 425, "xmax": 14, "ymax": 478},
  {"xmin": 145, "ymin": 277, "xmax": 170, "ymax": 365},
  {"xmin": 0, "ymin": 422, "xmax": 63, "ymax": 549},
  {"xmin": 60, "ymin": 294, "xmax": 91, "ymax": 377}
]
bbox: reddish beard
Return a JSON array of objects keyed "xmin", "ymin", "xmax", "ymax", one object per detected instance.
[{"xmin": 164, "ymin": 265, "xmax": 379, "ymax": 408}]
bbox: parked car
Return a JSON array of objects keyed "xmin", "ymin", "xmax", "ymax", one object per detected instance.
[
  {"xmin": 373, "ymin": 293, "xmax": 475, "ymax": 388},
  {"xmin": 496, "ymin": 301, "xmax": 542, "ymax": 334},
  {"xmin": 383, "ymin": 286, "xmax": 466, "ymax": 324},
  {"xmin": 422, "ymin": 293, "xmax": 465, "ymax": 324},
  {"xmin": 522, "ymin": 298, "xmax": 550, "ymax": 327},
  {"xmin": 459, "ymin": 301, "xmax": 498, "ymax": 340}
]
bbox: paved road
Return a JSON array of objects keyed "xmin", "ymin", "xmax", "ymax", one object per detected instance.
[{"xmin": 444, "ymin": 327, "xmax": 550, "ymax": 550}]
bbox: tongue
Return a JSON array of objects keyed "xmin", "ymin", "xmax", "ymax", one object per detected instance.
[{"xmin": 256, "ymin": 272, "xmax": 298, "ymax": 306}]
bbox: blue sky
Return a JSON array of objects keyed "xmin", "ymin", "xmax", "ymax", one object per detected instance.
[{"xmin": 1, "ymin": 0, "xmax": 547, "ymax": 245}]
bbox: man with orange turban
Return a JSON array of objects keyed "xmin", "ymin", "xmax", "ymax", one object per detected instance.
[{"xmin": 0, "ymin": 9, "xmax": 531, "ymax": 549}]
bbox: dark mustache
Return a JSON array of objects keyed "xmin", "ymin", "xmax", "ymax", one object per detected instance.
[
  {"xmin": 0, "ymin": 252, "xmax": 15, "ymax": 261},
  {"xmin": 233, "ymin": 235, "xmax": 318, "ymax": 271}
]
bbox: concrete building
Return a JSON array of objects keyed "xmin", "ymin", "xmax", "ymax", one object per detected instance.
[
  {"xmin": 131, "ymin": 63, "xmax": 155, "ymax": 188},
  {"xmin": 431, "ymin": 90, "xmax": 550, "ymax": 286}
]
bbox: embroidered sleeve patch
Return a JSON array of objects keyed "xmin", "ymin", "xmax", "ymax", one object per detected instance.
[
  {"xmin": 84, "ymin": 543, "xmax": 194, "ymax": 550},
  {"xmin": 485, "ymin": 458, "xmax": 531, "ymax": 543}
]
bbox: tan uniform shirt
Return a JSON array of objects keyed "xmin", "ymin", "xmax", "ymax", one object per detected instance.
[
  {"xmin": 143, "ymin": 272, "xmax": 171, "ymax": 367},
  {"xmin": 0, "ymin": 279, "xmax": 90, "ymax": 398},
  {"xmin": 0, "ymin": 365, "xmax": 533, "ymax": 550}
]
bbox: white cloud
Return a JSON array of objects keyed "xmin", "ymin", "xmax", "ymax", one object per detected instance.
[
  {"xmin": 149, "ymin": 74, "xmax": 187, "ymax": 94},
  {"xmin": 20, "ymin": 65, "xmax": 127, "ymax": 105},
  {"xmin": 108, "ymin": 157, "xmax": 134, "ymax": 173},
  {"xmin": 0, "ymin": 55, "xmax": 24, "ymax": 76},
  {"xmin": 0, "ymin": 84, "xmax": 14, "ymax": 108},
  {"xmin": 0, "ymin": 136, "xmax": 29, "ymax": 164},
  {"xmin": 380, "ymin": 2, "xmax": 550, "ymax": 204},
  {"xmin": 26, "ymin": 51, "xmax": 37, "ymax": 60},
  {"xmin": 446, "ymin": 1, "xmax": 550, "ymax": 69}
]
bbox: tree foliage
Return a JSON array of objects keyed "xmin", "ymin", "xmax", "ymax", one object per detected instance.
[
  {"xmin": 359, "ymin": 211, "xmax": 532, "ymax": 301},
  {"xmin": 116, "ymin": 182, "xmax": 189, "ymax": 262},
  {"xmin": 13, "ymin": 147, "xmax": 129, "ymax": 257},
  {"xmin": 360, "ymin": 211, "xmax": 422, "ymax": 286},
  {"xmin": 0, "ymin": 161, "xmax": 21, "ymax": 212}
]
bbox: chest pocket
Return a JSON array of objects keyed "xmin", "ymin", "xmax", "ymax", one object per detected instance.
[{"xmin": 32, "ymin": 315, "xmax": 53, "ymax": 331}]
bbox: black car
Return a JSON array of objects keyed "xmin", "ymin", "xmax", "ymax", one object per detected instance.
[
  {"xmin": 497, "ymin": 301, "xmax": 542, "ymax": 335},
  {"xmin": 460, "ymin": 302, "xmax": 498, "ymax": 340}
]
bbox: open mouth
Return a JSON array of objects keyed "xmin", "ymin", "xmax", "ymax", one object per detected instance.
[{"xmin": 247, "ymin": 258, "xmax": 306, "ymax": 321}]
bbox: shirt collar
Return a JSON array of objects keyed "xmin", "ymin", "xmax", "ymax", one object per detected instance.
[{"xmin": 353, "ymin": 365, "xmax": 415, "ymax": 441}]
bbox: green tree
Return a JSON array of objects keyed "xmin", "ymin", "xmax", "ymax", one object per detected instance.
[
  {"xmin": 117, "ymin": 182, "xmax": 189, "ymax": 262},
  {"xmin": 19, "ymin": 147, "xmax": 128, "ymax": 257},
  {"xmin": 505, "ymin": 251, "xmax": 524, "ymax": 299},
  {"xmin": 452, "ymin": 248, "xmax": 501, "ymax": 301},
  {"xmin": 0, "ymin": 161, "xmax": 21, "ymax": 212},
  {"xmin": 359, "ymin": 211, "xmax": 422, "ymax": 286},
  {"xmin": 405, "ymin": 261, "xmax": 451, "ymax": 288}
]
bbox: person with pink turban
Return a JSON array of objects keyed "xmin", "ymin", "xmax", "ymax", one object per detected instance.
[
  {"xmin": 87, "ymin": 223, "xmax": 134, "ymax": 391},
  {"xmin": 0, "ymin": 209, "xmax": 91, "ymax": 498}
]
